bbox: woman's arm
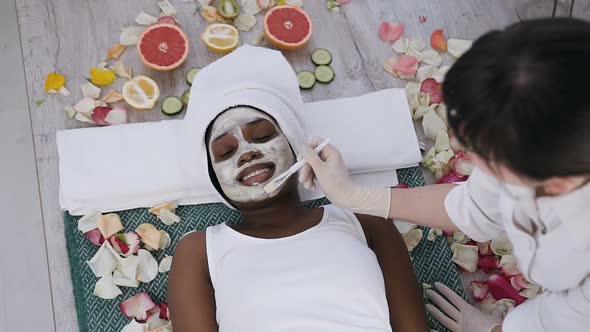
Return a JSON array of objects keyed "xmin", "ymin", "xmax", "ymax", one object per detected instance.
[
  {"xmin": 168, "ymin": 231, "xmax": 218, "ymax": 332},
  {"xmin": 357, "ymin": 214, "xmax": 430, "ymax": 332}
]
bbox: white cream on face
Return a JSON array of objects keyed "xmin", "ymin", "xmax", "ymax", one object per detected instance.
[{"xmin": 208, "ymin": 107, "xmax": 294, "ymax": 202}]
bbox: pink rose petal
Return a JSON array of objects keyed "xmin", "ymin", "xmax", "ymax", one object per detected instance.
[
  {"xmin": 257, "ymin": 0, "xmax": 271, "ymax": 10},
  {"xmin": 420, "ymin": 78, "xmax": 443, "ymax": 104},
  {"xmin": 395, "ymin": 182, "xmax": 409, "ymax": 188},
  {"xmin": 120, "ymin": 292, "xmax": 157, "ymax": 322},
  {"xmin": 384, "ymin": 55, "xmax": 419, "ymax": 78},
  {"xmin": 378, "ymin": 22, "xmax": 404, "ymax": 42},
  {"xmin": 436, "ymin": 170, "xmax": 467, "ymax": 184},
  {"xmin": 470, "ymin": 280, "xmax": 489, "ymax": 301},
  {"xmin": 477, "ymin": 241, "xmax": 493, "ymax": 256},
  {"xmin": 85, "ymin": 229, "xmax": 105, "ymax": 246},
  {"xmin": 91, "ymin": 106, "xmax": 112, "ymax": 126},
  {"xmin": 478, "ymin": 255, "xmax": 500, "ymax": 273},
  {"xmin": 336, "ymin": 0, "xmax": 351, "ymax": 4}
]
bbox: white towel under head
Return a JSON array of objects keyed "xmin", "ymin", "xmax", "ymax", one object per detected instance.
[{"xmin": 57, "ymin": 46, "xmax": 421, "ymax": 215}]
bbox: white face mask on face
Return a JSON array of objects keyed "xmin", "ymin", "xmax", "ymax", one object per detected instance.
[{"xmin": 208, "ymin": 107, "xmax": 294, "ymax": 203}]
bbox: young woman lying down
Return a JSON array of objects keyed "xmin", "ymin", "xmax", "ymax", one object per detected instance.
[{"xmin": 168, "ymin": 105, "xmax": 429, "ymax": 332}]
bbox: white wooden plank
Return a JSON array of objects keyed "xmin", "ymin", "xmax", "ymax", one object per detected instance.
[{"xmin": 0, "ymin": 0, "xmax": 55, "ymax": 331}]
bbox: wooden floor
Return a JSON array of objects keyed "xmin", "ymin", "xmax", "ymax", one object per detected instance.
[{"xmin": 4, "ymin": 0, "xmax": 587, "ymax": 331}]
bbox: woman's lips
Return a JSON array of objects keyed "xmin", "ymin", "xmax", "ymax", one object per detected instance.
[{"xmin": 236, "ymin": 163, "xmax": 276, "ymax": 186}]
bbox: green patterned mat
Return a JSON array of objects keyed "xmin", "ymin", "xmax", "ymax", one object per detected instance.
[{"xmin": 65, "ymin": 167, "xmax": 464, "ymax": 332}]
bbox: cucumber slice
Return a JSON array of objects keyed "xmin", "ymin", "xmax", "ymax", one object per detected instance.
[
  {"xmin": 314, "ymin": 65, "xmax": 335, "ymax": 84},
  {"xmin": 297, "ymin": 71, "xmax": 316, "ymax": 90},
  {"xmin": 161, "ymin": 96, "xmax": 184, "ymax": 116},
  {"xmin": 186, "ymin": 67, "xmax": 201, "ymax": 85},
  {"xmin": 311, "ymin": 48, "xmax": 333, "ymax": 66},
  {"xmin": 181, "ymin": 89, "xmax": 190, "ymax": 105}
]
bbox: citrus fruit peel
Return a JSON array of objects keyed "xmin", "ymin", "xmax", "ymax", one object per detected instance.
[{"xmin": 201, "ymin": 23, "xmax": 240, "ymax": 53}]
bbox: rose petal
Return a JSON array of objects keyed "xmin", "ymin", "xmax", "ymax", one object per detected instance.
[
  {"xmin": 158, "ymin": 0, "xmax": 178, "ymax": 16},
  {"xmin": 491, "ymin": 233, "xmax": 513, "ymax": 256},
  {"xmin": 450, "ymin": 151, "xmax": 474, "ymax": 176},
  {"xmin": 434, "ymin": 131, "xmax": 451, "ymax": 153},
  {"xmin": 120, "ymin": 292, "xmax": 157, "ymax": 322},
  {"xmin": 500, "ymin": 255, "xmax": 520, "ymax": 276},
  {"xmin": 392, "ymin": 37, "xmax": 408, "ymax": 54},
  {"xmin": 137, "ymin": 249, "xmax": 159, "ymax": 283},
  {"xmin": 78, "ymin": 211, "xmax": 102, "ymax": 233},
  {"xmin": 234, "ymin": 13, "xmax": 257, "ymax": 32},
  {"xmin": 408, "ymin": 37, "xmax": 426, "ymax": 52},
  {"xmin": 402, "ymin": 228, "xmax": 424, "ymax": 251},
  {"xmin": 447, "ymin": 38, "xmax": 473, "ymax": 58},
  {"xmin": 97, "ymin": 213, "xmax": 124, "ymax": 238},
  {"xmin": 257, "ymin": 0, "xmax": 272, "ymax": 9},
  {"xmin": 420, "ymin": 78, "xmax": 443, "ymax": 104},
  {"xmin": 384, "ymin": 55, "xmax": 419, "ymax": 79},
  {"xmin": 136, "ymin": 224, "xmax": 163, "ymax": 250},
  {"xmin": 436, "ymin": 170, "xmax": 467, "ymax": 184},
  {"xmin": 422, "ymin": 110, "xmax": 448, "ymax": 141},
  {"xmin": 113, "ymin": 268, "xmax": 140, "ymax": 288},
  {"xmin": 430, "ymin": 29, "xmax": 447, "ymax": 52},
  {"xmin": 104, "ymin": 107, "xmax": 128, "ymax": 125},
  {"xmin": 111, "ymin": 61, "xmax": 133, "ymax": 80},
  {"xmin": 107, "ymin": 43, "xmax": 127, "ymax": 60},
  {"xmin": 85, "ymin": 229, "xmax": 105, "ymax": 246},
  {"xmin": 450, "ymin": 243, "xmax": 479, "ymax": 272},
  {"xmin": 478, "ymin": 255, "xmax": 500, "ymax": 273},
  {"xmin": 159, "ymin": 209, "xmax": 180, "ymax": 226},
  {"xmin": 394, "ymin": 220, "xmax": 417, "ymax": 234},
  {"xmin": 87, "ymin": 242, "xmax": 119, "ymax": 277},
  {"xmin": 487, "ymin": 274, "xmax": 526, "ymax": 304},
  {"xmin": 81, "ymin": 83, "xmax": 101, "ymax": 99},
  {"xmin": 286, "ymin": 0, "xmax": 303, "ymax": 6},
  {"xmin": 101, "ymin": 89, "xmax": 124, "ymax": 103},
  {"xmin": 200, "ymin": 6, "xmax": 226, "ymax": 23},
  {"xmin": 44, "ymin": 72, "xmax": 66, "ymax": 92},
  {"xmin": 159, "ymin": 231, "xmax": 171, "ymax": 250},
  {"xmin": 477, "ymin": 241, "xmax": 493, "ymax": 256},
  {"xmin": 158, "ymin": 255, "xmax": 173, "ymax": 273},
  {"xmin": 480, "ymin": 295, "xmax": 516, "ymax": 316},
  {"xmin": 519, "ymin": 284, "xmax": 542, "ymax": 299},
  {"xmin": 378, "ymin": 22, "xmax": 404, "ymax": 43},
  {"xmin": 117, "ymin": 255, "xmax": 140, "ymax": 280},
  {"xmin": 435, "ymin": 149, "xmax": 454, "ymax": 164},
  {"xmin": 470, "ymin": 280, "xmax": 489, "ymax": 301},
  {"xmin": 74, "ymin": 112, "xmax": 95, "ymax": 124},
  {"xmin": 122, "ymin": 319, "xmax": 149, "ymax": 332},
  {"xmin": 91, "ymin": 106, "xmax": 113, "ymax": 126},
  {"xmin": 241, "ymin": 0, "xmax": 261, "ymax": 15},
  {"xmin": 147, "ymin": 313, "xmax": 170, "ymax": 330},
  {"xmin": 420, "ymin": 49, "xmax": 442, "ymax": 67},
  {"xmin": 120, "ymin": 26, "xmax": 146, "ymax": 46},
  {"xmin": 404, "ymin": 81, "xmax": 421, "ymax": 110},
  {"xmin": 94, "ymin": 274, "xmax": 122, "ymax": 299},
  {"xmin": 135, "ymin": 11, "xmax": 159, "ymax": 25},
  {"xmin": 427, "ymin": 228, "xmax": 442, "ymax": 241}
]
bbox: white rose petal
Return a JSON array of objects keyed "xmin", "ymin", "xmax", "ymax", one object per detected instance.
[
  {"xmin": 159, "ymin": 0, "xmax": 178, "ymax": 16},
  {"xmin": 147, "ymin": 313, "xmax": 170, "ymax": 330},
  {"xmin": 394, "ymin": 220, "xmax": 417, "ymax": 234},
  {"xmin": 491, "ymin": 233, "xmax": 513, "ymax": 256},
  {"xmin": 408, "ymin": 37, "xmax": 426, "ymax": 51},
  {"xmin": 117, "ymin": 255, "xmax": 140, "ymax": 280},
  {"xmin": 427, "ymin": 228, "xmax": 443, "ymax": 241},
  {"xmin": 450, "ymin": 243, "xmax": 479, "ymax": 272},
  {"xmin": 422, "ymin": 111, "xmax": 448, "ymax": 141},
  {"xmin": 241, "ymin": 0, "xmax": 261, "ymax": 14},
  {"xmin": 435, "ymin": 149, "xmax": 454, "ymax": 164},
  {"xmin": 87, "ymin": 242, "xmax": 119, "ymax": 277},
  {"xmin": 434, "ymin": 131, "xmax": 451, "ymax": 153},
  {"xmin": 137, "ymin": 249, "xmax": 158, "ymax": 283},
  {"xmin": 159, "ymin": 231, "xmax": 171, "ymax": 250},
  {"xmin": 94, "ymin": 274, "xmax": 122, "ymax": 299},
  {"xmin": 120, "ymin": 26, "xmax": 146, "ymax": 46},
  {"xmin": 81, "ymin": 82, "xmax": 101, "ymax": 99},
  {"xmin": 78, "ymin": 211, "xmax": 102, "ymax": 233},
  {"xmin": 402, "ymin": 228, "xmax": 424, "ymax": 252},
  {"xmin": 159, "ymin": 255, "xmax": 173, "ymax": 273},
  {"xmin": 421, "ymin": 49, "xmax": 442, "ymax": 67},
  {"xmin": 416, "ymin": 65, "xmax": 437, "ymax": 83},
  {"xmin": 234, "ymin": 13, "xmax": 257, "ymax": 32},
  {"xmin": 448, "ymin": 38, "xmax": 473, "ymax": 58},
  {"xmin": 432, "ymin": 65, "xmax": 450, "ymax": 83},
  {"xmin": 113, "ymin": 269, "xmax": 140, "ymax": 288},
  {"xmin": 121, "ymin": 319, "xmax": 149, "ymax": 332},
  {"xmin": 135, "ymin": 11, "xmax": 158, "ymax": 25},
  {"xmin": 159, "ymin": 208, "xmax": 181, "ymax": 226},
  {"xmin": 392, "ymin": 37, "xmax": 408, "ymax": 54}
]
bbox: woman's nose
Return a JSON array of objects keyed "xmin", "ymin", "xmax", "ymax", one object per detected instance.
[{"xmin": 238, "ymin": 151, "xmax": 263, "ymax": 167}]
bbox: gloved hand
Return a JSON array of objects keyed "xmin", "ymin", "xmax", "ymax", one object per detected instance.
[
  {"xmin": 426, "ymin": 282, "xmax": 503, "ymax": 332},
  {"xmin": 299, "ymin": 137, "xmax": 391, "ymax": 219}
]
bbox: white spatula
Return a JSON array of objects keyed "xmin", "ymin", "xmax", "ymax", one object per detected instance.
[{"xmin": 263, "ymin": 138, "xmax": 331, "ymax": 194}]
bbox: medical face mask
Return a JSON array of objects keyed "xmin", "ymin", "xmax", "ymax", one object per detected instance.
[{"xmin": 208, "ymin": 107, "xmax": 294, "ymax": 202}]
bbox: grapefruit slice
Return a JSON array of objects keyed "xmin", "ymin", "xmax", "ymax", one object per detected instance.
[
  {"xmin": 201, "ymin": 23, "xmax": 240, "ymax": 53},
  {"xmin": 263, "ymin": 5, "xmax": 312, "ymax": 51},
  {"xmin": 137, "ymin": 23, "xmax": 189, "ymax": 71}
]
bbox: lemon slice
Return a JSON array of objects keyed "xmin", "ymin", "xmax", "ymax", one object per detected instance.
[
  {"xmin": 122, "ymin": 75, "xmax": 160, "ymax": 110},
  {"xmin": 201, "ymin": 23, "xmax": 240, "ymax": 53}
]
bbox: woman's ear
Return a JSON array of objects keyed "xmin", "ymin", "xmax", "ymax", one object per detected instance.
[{"xmin": 541, "ymin": 176, "xmax": 587, "ymax": 196}]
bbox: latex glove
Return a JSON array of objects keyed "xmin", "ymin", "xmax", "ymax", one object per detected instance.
[
  {"xmin": 300, "ymin": 137, "xmax": 391, "ymax": 219},
  {"xmin": 426, "ymin": 282, "xmax": 503, "ymax": 332}
]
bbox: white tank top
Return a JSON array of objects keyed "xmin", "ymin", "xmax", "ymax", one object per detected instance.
[{"xmin": 206, "ymin": 205, "xmax": 392, "ymax": 332}]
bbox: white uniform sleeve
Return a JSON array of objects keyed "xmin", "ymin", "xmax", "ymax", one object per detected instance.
[
  {"xmin": 443, "ymin": 168, "xmax": 505, "ymax": 242},
  {"xmin": 503, "ymin": 276, "xmax": 590, "ymax": 332}
]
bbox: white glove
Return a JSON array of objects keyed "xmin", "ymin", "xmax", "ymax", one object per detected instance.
[
  {"xmin": 300, "ymin": 137, "xmax": 391, "ymax": 219},
  {"xmin": 426, "ymin": 282, "xmax": 503, "ymax": 332}
]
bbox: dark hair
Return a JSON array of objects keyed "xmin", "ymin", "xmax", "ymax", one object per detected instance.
[{"xmin": 443, "ymin": 18, "xmax": 590, "ymax": 180}]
